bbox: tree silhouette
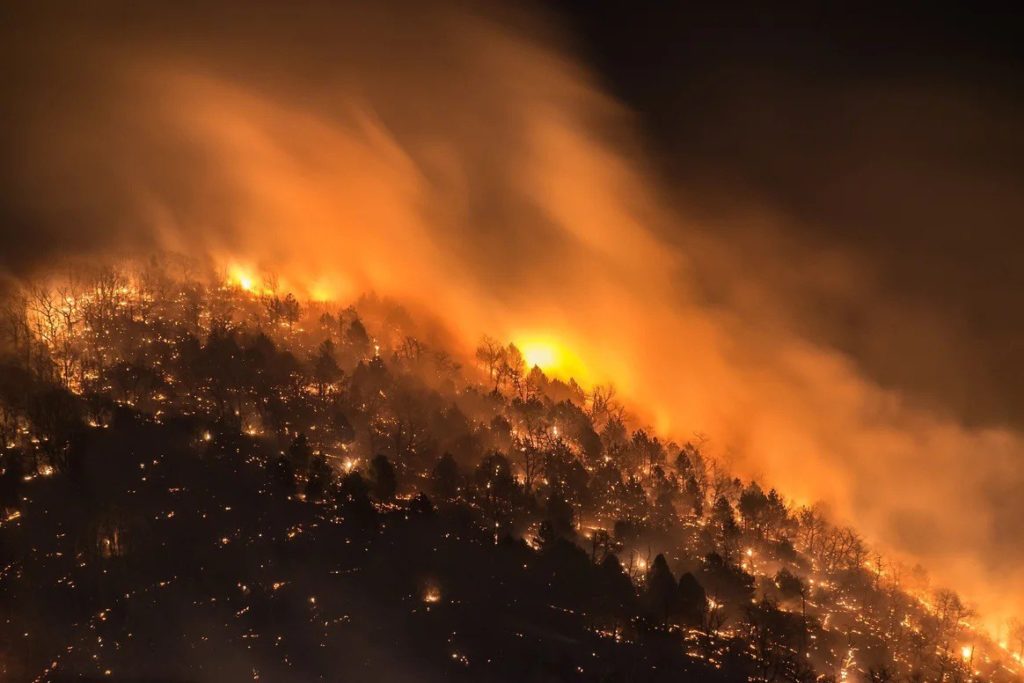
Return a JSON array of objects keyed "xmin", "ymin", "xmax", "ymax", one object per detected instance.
[
  {"xmin": 430, "ymin": 452, "xmax": 461, "ymax": 500},
  {"xmin": 288, "ymin": 432, "xmax": 313, "ymax": 473},
  {"xmin": 677, "ymin": 572, "xmax": 707, "ymax": 628},
  {"xmin": 312, "ymin": 339, "xmax": 342, "ymax": 397},
  {"xmin": 305, "ymin": 454, "xmax": 332, "ymax": 501},
  {"xmin": 644, "ymin": 553, "xmax": 678, "ymax": 624},
  {"xmin": 369, "ymin": 454, "xmax": 397, "ymax": 501}
]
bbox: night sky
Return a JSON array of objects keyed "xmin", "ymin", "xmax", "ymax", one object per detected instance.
[{"xmin": 549, "ymin": 2, "xmax": 1024, "ymax": 427}]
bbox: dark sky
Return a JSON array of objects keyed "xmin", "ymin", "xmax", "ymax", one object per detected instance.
[{"xmin": 548, "ymin": 1, "xmax": 1024, "ymax": 427}]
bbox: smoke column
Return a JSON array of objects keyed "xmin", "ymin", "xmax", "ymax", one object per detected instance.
[{"xmin": 2, "ymin": 0, "xmax": 1022, "ymax": 630}]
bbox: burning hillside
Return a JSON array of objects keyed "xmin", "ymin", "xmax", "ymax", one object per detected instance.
[
  {"xmin": 0, "ymin": 265, "xmax": 1021, "ymax": 682},
  {"xmin": 3, "ymin": 3, "xmax": 1024, "ymax": 681}
]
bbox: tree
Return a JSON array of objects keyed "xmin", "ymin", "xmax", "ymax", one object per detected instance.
[
  {"xmin": 588, "ymin": 528, "xmax": 615, "ymax": 564},
  {"xmin": 518, "ymin": 440, "xmax": 543, "ymax": 493},
  {"xmin": 474, "ymin": 452, "xmax": 516, "ymax": 512},
  {"xmin": 711, "ymin": 495, "xmax": 741, "ymax": 561},
  {"xmin": 599, "ymin": 415, "xmax": 628, "ymax": 461},
  {"xmin": 305, "ymin": 455, "xmax": 332, "ymax": 502},
  {"xmin": 587, "ymin": 384, "xmax": 620, "ymax": 428},
  {"xmin": 738, "ymin": 483, "xmax": 793, "ymax": 542},
  {"xmin": 271, "ymin": 453, "xmax": 296, "ymax": 493},
  {"xmin": 499, "ymin": 343, "xmax": 525, "ymax": 395},
  {"xmin": 700, "ymin": 552, "xmax": 755, "ymax": 607},
  {"xmin": 369, "ymin": 454, "xmax": 397, "ymax": 501},
  {"xmin": 280, "ymin": 293, "xmax": 301, "ymax": 332},
  {"xmin": 345, "ymin": 318, "xmax": 370, "ymax": 356},
  {"xmin": 651, "ymin": 489, "xmax": 678, "ymax": 530},
  {"xmin": 630, "ymin": 429, "xmax": 664, "ymax": 476},
  {"xmin": 545, "ymin": 490, "xmax": 575, "ymax": 538},
  {"xmin": 0, "ymin": 453, "xmax": 25, "ymax": 512},
  {"xmin": 409, "ymin": 492, "xmax": 434, "ymax": 516},
  {"xmin": 312, "ymin": 339, "xmax": 342, "ymax": 397},
  {"xmin": 643, "ymin": 553, "xmax": 678, "ymax": 624},
  {"xmin": 746, "ymin": 598, "xmax": 810, "ymax": 683},
  {"xmin": 338, "ymin": 471, "xmax": 375, "ymax": 525},
  {"xmin": 330, "ymin": 405, "xmax": 356, "ymax": 444},
  {"xmin": 739, "ymin": 482, "xmax": 770, "ymax": 533},
  {"xmin": 774, "ymin": 567, "xmax": 806, "ymax": 602},
  {"xmin": 318, "ymin": 311, "xmax": 337, "ymax": 334},
  {"xmin": 1011, "ymin": 617, "xmax": 1024, "ymax": 661},
  {"xmin": 288, "ymin": 433, "xmax": 313, "ymax": 473},
  {"xmin": 475, "ymin": 336, "xmax": 503, "ymax": 389},
  {"xmin": 430, "ymin": 453, "xmax": 460, "ymax": 500},
  {"xmin": 932, "ymin": 589, "xmax": 973, "ymax": 652},
  {"xmin": 677, "ymin": 572, "xmax": 707, "ymax": 628},
  {"xmin": 594, "ymin": 554, "xmax": 636, "ymax": 624}
]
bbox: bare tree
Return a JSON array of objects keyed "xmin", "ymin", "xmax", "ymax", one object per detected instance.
[{"xmin": 475, "ymin": 336, "xmax": 503, "ymax": 389}]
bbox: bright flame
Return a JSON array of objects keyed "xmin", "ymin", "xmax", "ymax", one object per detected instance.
[
  {"xmin": 309, "ymin": 285, "xmax": 332, "ymax": 302},
  {"xmin": 962, "ymin": 645, "xmax": 973, "ymax": 660},
  {"xmin": 228, "ymin": 264, "xmax": 256, "ymax": 292},
  {"xmin": 515, "ymin": 334, "xmax": 588, "ymax": 381},
  {"xmin": 522, "ymin": 342, "xmax": 557, "ymax": 370}
]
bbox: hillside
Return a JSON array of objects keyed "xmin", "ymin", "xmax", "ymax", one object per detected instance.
[{"xmin": 0, "ymin": 263, "xmax": 1019, "ymax": 682}]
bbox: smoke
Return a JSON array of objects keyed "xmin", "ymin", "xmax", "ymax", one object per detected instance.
[{"xmin": 2, "ymin": 0, "xmax": 1023, "ymax": 630}]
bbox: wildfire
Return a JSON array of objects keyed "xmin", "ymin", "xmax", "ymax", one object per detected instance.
[
  {"xmin": 514, "ymin": 334, "xmax": 588, "ymax": 381},
  {"xmin": 228, "ymin": 265, "xmax": 257, "ymax": 292},
  {"xmin": 521, "ymin": 341, "xmax": 558, "ymax": 370}
]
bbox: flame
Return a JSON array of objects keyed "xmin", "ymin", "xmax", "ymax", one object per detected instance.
[
  {"xmin": 520, "ymin": 341, "xmax": 557, "ymax": 370},
  {"xmin": 514, "ymin": 334, "xmax": 588, "ymax": 382},
  {"xmin": 423, "ymin": 584, "xmax": 442, "ymax": 604},
  {"xmin": 228, "ymin": 264, "xmax": 257, "ymax": 292}
]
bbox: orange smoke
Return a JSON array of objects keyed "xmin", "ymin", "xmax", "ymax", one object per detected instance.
[{"xmin": 4, "ymin": 0, "xmax": 1023, "ymax": 634}]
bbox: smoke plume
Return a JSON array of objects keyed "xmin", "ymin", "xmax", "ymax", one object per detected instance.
[{"xmin": 2, "ymin": 0, "xmax": 1022, "ymax": 631}]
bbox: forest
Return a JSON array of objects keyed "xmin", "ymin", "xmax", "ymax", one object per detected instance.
[{"xmin": 0, "ymin": 258, "xmax": 1021, "ymax": 682}]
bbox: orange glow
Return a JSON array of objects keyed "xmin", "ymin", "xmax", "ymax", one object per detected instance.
[
  {"xmin": 423, "ymin": 584, "xmax": 442, "ymax": 604},
  {"xmin": 514, "ymin": 334, "xmax": 589, "ymax": 382},
  {"xmin": 309, "ymin": 284, "xmax": 333, "ymax": 302},
  {"xmin": 227, "ymin": 264, "xmax": 257, "ymax": 292},
  {"xmin": 521, "ymin": 341, "xmax": 557, "ymax": 370}
]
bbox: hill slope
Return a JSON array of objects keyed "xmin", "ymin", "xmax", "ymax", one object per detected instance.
[{"xmin": 0, "ymin": 265, "xmax": 1018, "ymax": 682}]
